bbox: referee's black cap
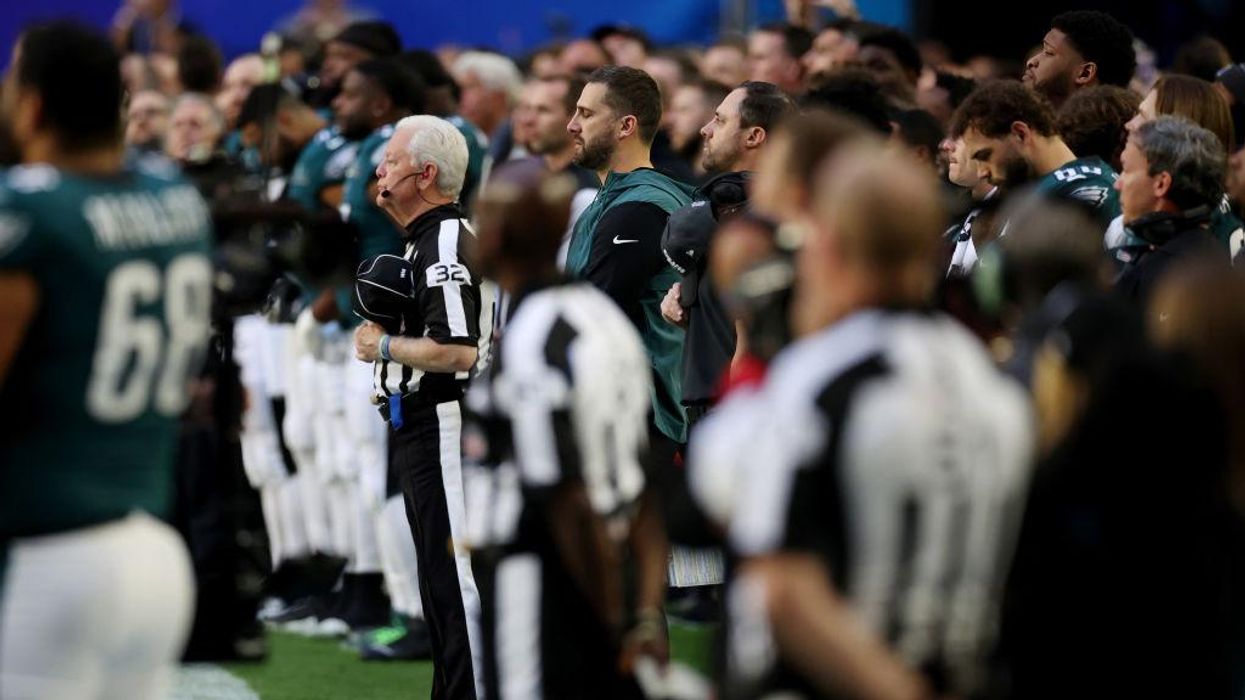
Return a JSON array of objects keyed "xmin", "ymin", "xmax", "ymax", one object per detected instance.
[{"xmin": 354, "ymin": 253, "xmax": 417, "ymax": 334}]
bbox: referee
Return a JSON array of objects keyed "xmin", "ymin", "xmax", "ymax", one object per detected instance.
[
  {"xmin": 352, "ymin": 115, "xmax": 492, "ymax": 699},
  {"xmin": 690, "ymin": 143, "xmax": 1034, "ymax": 699},
  {"xmin": 464, "ymin": 160, "xmax": 662, "ymax": 699}
]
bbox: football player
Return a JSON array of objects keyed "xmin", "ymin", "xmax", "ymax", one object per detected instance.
[
  {"xmin": 951, "ymin": 80, "xmax": 1121, "ymax": 231},
  {"xmin": 0, "ymin": 23, "xmax": 212, "ymax": 699}
]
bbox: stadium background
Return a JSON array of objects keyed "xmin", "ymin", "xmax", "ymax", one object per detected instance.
[
  {"xmin": 1, "ymin": 0, "xmax": 1241, "ymax": 697},
  {"xmin": 4, "ymin": 0, "xmax": 1244, "ymax": 68}
]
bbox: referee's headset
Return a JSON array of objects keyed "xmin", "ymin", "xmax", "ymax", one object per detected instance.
[
  {"xmin": 379, "ymin": 172, "xmax": 416, "ymax": 199},
  {"xmin": 380, "ymin": 164, "xmax": 441, "ymax": 205}
]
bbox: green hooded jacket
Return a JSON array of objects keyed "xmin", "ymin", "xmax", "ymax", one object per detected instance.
[{"xmin": 565, "ymin": 168, "xmax": 696, "ymax": 442}]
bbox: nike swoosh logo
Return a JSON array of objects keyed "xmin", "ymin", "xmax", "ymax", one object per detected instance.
[{"xmin": 613, "ymin": 235, "xmax": 639, "ymax": 244}]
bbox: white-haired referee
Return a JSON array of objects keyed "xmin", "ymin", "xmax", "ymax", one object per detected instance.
[{"xmin": 353, "ymin": 115, "xmax": 493, "ymax": 700}]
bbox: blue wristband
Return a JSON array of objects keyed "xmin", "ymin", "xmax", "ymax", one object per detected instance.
[{"xmin": 379, "ymin": 334, "xmax": 393, "ymax": 362}]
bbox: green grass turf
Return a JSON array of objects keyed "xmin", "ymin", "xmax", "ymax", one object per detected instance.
[
  {"xmin": 224, "ymin": 632, "xmax": 433, "ymax": 699},
  {"xmin": 222, "ymin": 622, "xmax": 716, "ymax": 699}
]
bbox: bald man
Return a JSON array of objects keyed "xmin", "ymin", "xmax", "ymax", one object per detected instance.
[{"xmin": 216, "ymin": 54, "xmax": 265, "ymax": 130}]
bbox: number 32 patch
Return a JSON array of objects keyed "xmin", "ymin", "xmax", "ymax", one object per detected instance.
[{"xmin": 427, "ymin": 261, "xmax": 469, "ymax": 287}]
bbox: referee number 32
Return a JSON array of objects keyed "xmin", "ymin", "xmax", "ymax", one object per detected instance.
[{"xmin": 427, "ymin": 261, "xmax": 468, "ymax": 287}]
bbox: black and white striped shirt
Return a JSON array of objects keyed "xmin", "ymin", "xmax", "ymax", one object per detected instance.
[
  {"xmin": 463, "ymin": 280, "xmax": 651, "ymax": 552},
  {"xmin": 373, "ymin": 203, "xmax": 494, "ymax": 403},
  {"xmin": 690, "ymin": 309, "xmax": 1033, "ymax": 697}
]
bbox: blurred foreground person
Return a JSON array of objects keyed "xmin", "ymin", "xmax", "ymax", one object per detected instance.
[
  {"xmin": 465, "ymin": 160, "xmax": 659, "ymax": 699},
  {"xmin": 690, "ymin": 143, "xmax": 1033, "ymax": 699},
  {"xmin": 0, "ymin": 22, "xmax": 212, "ymax": 699},
  {"xmin": 1151, "ymin": 263, "xmax": 1245, "ymax": 532},
  {"xmin": 997, "ymin": 247, "xmax": 1244, "ymax": 700},
  {"xmin": 707, "ymin": 109, "xmax": 874, "ymax": 374}
]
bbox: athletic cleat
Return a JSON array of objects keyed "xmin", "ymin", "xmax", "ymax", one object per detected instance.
[
  {"xmin": 263, "ymin": 597, "xmax": 323, "ymax": 628},
  {"xmin": 367, "ymin": 624, "xmax": 409, "ymax": 647},
  {"xmin": 359, "ymin": 622, "xmax": 433, "ymax": 661}
]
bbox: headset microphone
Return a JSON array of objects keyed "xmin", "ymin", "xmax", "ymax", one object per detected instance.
[{"xmin": 380, "ymin": 173, "xmax": 418, "ymax": 199}]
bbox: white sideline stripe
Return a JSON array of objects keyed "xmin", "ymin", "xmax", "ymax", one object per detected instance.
[{"xmin": 171, "ymin": 664, "xmax": 260, "ymax": 700}]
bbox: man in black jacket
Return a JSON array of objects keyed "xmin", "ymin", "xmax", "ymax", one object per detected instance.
[
  {"xmin": 1114, "ymin": 116, "xmax": 1227, "ymax": 305},
  {"xmin": 658, "ymin": 82, "xmax": 792, "ymax": 591},
  {"xmin": 659, "ymin": 81, "xmax": 793, "ymax": 429}
]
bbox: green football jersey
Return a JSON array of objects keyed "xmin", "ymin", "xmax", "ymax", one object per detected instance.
[
  {"xmin": 0, "ymin": 158, "xmax": 213, "ymax": 536},
  {"xmin": 1211, "ymin": 196, "xmax": 1244, "ymax": 255},
  {"xmin": 288, "ymin": 126, "xmax": 360, "ymax": 213},
  {"xmin": 337, "ymin": 124, "xmax": 405, "ymax": 324},
  {"xmin": 1034, "ymin": 156, "xmax": 1121, "ymax": 228}
]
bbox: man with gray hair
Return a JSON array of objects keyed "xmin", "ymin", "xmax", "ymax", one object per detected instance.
[
  {"xmin": 353, "ymin": 114, "xmax": 491, "ymax": 700},
  {"xmin": 1114, "ymin": 115, "xmax": 1228, "ymax": 303},
  {"xmin": 452, "ymin": 51, "xmax": 522, "ymax": 139}
]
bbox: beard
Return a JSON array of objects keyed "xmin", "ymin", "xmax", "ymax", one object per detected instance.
[
  {"xmin": 703, "ymin": 138, "xmax": 742, "ymax": 174},
  {"xmin": 1034, "ymin": 70, "xmax": 1076, "ymax": 106},
  {"xmin": 993, "ymin": 150, "xmax": 1038, "ymax": 189},
  {"xmin": 573, "ymin": 131, "xmax": 616, "ymax": 171}
]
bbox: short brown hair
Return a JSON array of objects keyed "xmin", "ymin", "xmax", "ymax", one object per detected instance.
[
  {"xmin": 1153, "ymin": 74, "xmax": 1236, "ymax": 153},
  {"xmin": 1058, "ymin": 85, "xmax": 1140, "ymax": 171},
  {"xmin": 950, "ymin": 79, "xmax": 1057, "ymax": 139},
  {"xmin": 738, "ymin": 80, "xmax": 796, "ymax": 131},
  {"xmin": 779, "ymin": 109, "xmax": 877, "ymax": 191},
  {"xmin": 586, "ymin": 65, "xmax": 663, "ymax": 143},
  {"xmin": 813, "ymin": 142, "xmax": 943, "ymax": 299}
]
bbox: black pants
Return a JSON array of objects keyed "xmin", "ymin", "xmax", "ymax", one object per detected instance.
[
  {"xmin": 475, "ymin": 549, "xmax": 644, "ymax": 700},
  {"xmin": 389, "ymin": 399, "xmax": 480, "ymax": 700}
]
